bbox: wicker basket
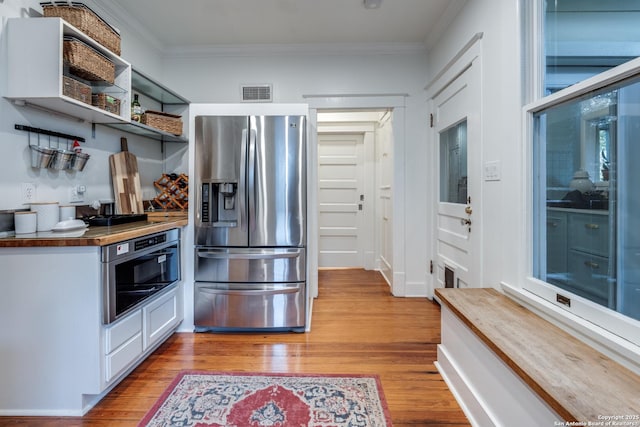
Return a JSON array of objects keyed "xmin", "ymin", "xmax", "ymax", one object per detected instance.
[
  {"xmin": 62, "ymin": 75, "xmax": 91, "ymax": 105},
  {"xmin": 42, "ymin": 2, "xmax": 121, "ymax": 55},
  {"xmin": 64, "ymin": 37, "xmax": 115, "ymax": 84},
  {"xmin": 141, "ymin": 110, "xmax": 183, "ymax": 135},
  {"xmin": 92, "ymin": 93, "xmax": 120, "ymax": 115}
]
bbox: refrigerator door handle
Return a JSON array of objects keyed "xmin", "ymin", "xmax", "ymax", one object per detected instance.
[
  {"xmin": 248, "ymin": 126, "xmax": 256, "ymax": 233},
  {"xmin": 197, "ymin": 250, "xmax": 301, "ymax": 260},
  {"xmin": 198, "ymin": 286, "xmax": 301, "ymax": 296},
  {"xmin": 239, "ymin": 128, "xmax": 248, "ymax": 232}
]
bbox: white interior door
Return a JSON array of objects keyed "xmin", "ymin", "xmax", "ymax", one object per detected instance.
[
  {"xmin": 432, "ymin": 62, "xmax": 482, "ymax": 290},
  {"xmin": 318, "ymin": 133, "xmax": 365, "ymax": 268}
]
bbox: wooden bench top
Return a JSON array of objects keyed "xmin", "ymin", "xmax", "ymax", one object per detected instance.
[{"xmin": 435, "ymin": 288, "xmax": 640, "ymax": 423}]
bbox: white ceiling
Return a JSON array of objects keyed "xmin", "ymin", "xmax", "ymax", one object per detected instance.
[{"xmin": 104, "ymin": 0, "xmax": 465, "ymax": 51}]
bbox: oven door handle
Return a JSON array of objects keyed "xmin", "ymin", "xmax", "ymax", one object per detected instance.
[
  {"xmin": 198, "ymin": 286, "xmax": 300, "ymax": 296},
  {"xmin": 118, "ymin": 286, "xmax": 159, "ymax": 295},
  {"xmin": 134, "ymin": 251, "xmax": 174, "ymax": 261},
  {"xmin": 197, "ymin": 250, "xmax": 300, "ymax": 260}
]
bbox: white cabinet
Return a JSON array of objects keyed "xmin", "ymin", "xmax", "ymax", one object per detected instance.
[
  {"xmin": 546, "ymin": 210, "xmax": 568, "ymax": 280},
  {"xmin": 144, "ymin": 288, "xmax": 182, "ymax": 349},
  {"xmin": 6, "ymin": 17, "xmax": 131, "ymax": 123},
  {"xmin": 103, "ymin": 286, "xmax": 182, "ymax": 386},
  {"xmin": 0, "ymin": 242, "xmax": 183, "ymax": 415},
  {"xmin": 567, "ymin": 211, "xmax": 613, "ymax": 306},
  {"xmin": 546, "ymin": 208, "xmax": 614, "ymax": 307},
  {"xmin": 105, "ymin": 310, "xmax": 143, "ymax": 383},
  {"xmin": 5, "ymin": 18, "xmax": 190, "ymax": 144}
]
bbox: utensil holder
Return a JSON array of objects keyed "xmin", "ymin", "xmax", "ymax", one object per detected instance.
[
  {"xmin": 49, "ymin": 149, "xmax": 75, "ymax": 170},
  {"xmin": 70, "ymin": 151, "xmax": 90, "ymax": 171},
  {"xmin": 30, "ymin": 145, "xmax": 56, "ymax": 168}
]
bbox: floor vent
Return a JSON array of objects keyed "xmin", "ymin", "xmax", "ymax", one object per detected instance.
[{"xmin": 241, "ymin": 84, "xmax": 272, "ymax": 102}]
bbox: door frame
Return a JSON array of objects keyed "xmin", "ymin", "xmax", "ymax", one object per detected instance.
[
  {"xmin": 426, "ymin": 34, "xmax": 484, "ymax": 299},
  {"xmin": 317, "ymin": 122, "xmax": 376, "ymax": 270},
  {"xmin": 305, "ymin": 95, "xmax": 408, "ymax": 301}
]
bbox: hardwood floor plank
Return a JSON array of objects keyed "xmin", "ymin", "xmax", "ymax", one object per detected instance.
[{"xmin": 0, "ymin": 269, "xmax": 469, "ymax": 426}]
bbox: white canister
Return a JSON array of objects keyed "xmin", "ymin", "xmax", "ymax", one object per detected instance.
[
  {"xmin": 569, "ymin": 170, "xmax": 594, "ymax": 194},
  {"xmin": 14, "ymin": 211, "xmax": 37, "ymax": 234},
  {"xmin": 31, "ymin": 202, "xmax": 59, "ymax": 231},
  {"xmin": 59, "ymin": 205, "xmax": 76, "ymax": 220}
]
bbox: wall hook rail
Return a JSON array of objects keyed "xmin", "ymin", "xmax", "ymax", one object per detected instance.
[{"xmin": 14, "ymin": 124, "xmax": 86, "ymax": 143}]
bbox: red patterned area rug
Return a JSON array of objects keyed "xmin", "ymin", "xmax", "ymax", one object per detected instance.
[{"xmin": 138, "ymin": 371, "xmax": 393, "ymax": 427}]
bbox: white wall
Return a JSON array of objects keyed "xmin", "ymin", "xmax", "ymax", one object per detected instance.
[
  {"xmin": 426, "ymin": 0, "xmax": 522, "ymax": 291},
  {"xmin": 428, "ymin": 0, "xmax": 640, "ymax": 373},
  {"xmin": 376, "ymin": 112, "xmax": 394, "ymax": 284},
  {"xmin": 161, "ymin": 49, "xmax": 432, "ymax": 294},
  {"xmin": 0, "ymin": 1, "xmax": 167, "ymax": 211}
]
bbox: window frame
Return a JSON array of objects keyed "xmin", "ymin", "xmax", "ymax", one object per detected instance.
[{"xmin": 522, "ymin": 56, "xmax": 640, "ymax": 350}]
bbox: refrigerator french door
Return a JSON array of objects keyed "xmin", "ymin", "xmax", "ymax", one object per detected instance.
[{"xmin": 194, "ymin": 115, "xmax": 306, "ymax": 332}]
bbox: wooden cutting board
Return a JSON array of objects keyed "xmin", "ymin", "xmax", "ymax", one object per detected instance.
[{"xmin": 110, "ymin": 137, "xmax": 144, "ymax": 214}]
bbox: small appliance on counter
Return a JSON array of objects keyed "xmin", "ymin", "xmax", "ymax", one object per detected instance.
[{"xmin": 84, "ymin": 213, "xmax": 148, "ymax": 226}]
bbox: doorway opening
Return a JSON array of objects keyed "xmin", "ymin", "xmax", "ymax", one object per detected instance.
[{"xmin": 316, "ymin": 109, "xmax": 394, "ymax": 281}]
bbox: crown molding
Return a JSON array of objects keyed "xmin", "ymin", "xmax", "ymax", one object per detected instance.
[
  {"xmin": 87, "ymin": 0, "xmax": 163, "ymax": 55},
  {"xmin": 424, "ymin": 0, "xmax": 468, "ymax": 50},
  {"xmin": 164, "ymin": 42, "xmax": 427, "ymax": 59}
]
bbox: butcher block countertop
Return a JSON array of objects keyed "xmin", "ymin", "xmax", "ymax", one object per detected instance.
[
  {"xmin": 435, "ymin": 288, "xmax": 640, "ymax": 423},
  {"xmin": 0, "ymin": 217, "xmax": 188, "ymax": 247}
]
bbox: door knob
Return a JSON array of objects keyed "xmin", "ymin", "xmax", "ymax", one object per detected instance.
[
  {"xmin": 461, "ymin": 218, "xmax": 472, "ymax": 226},
  {"xmin": 465, "ymin": 206, "xmax": 473, "ymax": 215}
]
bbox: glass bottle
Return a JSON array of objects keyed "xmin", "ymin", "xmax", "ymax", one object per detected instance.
[{"xmin": 131, "ymin": 94, "xmax": 142, "ymax": 122}]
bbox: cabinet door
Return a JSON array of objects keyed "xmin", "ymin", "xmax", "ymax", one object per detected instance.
[
  {"xmin": 104, "ymin": 311, "xmax": 143, "ymax": 383},
  {"xmin": 143, "ymin": 288, "xmax": 182, "ymax": 349},
  {"xmin": 568, "ymin": 213, "xmax": 609, "ymax": 257},
  {"xmin": 547, "ymin": 211, "xmax": 568, "ymax": 283},
  {"xmin": 567, "ymin": 250, "xmax": 612, "ymax": 306}
]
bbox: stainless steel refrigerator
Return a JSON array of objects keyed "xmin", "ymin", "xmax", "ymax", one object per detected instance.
[{"xmin": 193, "ymin": 115, "xmax": 306, "ymax": 332}]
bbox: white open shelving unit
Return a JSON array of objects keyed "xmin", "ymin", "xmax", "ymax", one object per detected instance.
[{"xmin": 5, "ymin": 17, "xmax": 189, "ymax": 142}]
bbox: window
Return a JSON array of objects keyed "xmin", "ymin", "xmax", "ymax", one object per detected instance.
[
  {"xmin": 544, "ymin": 0, "xmax": 640, "ymax": 94},
  {"xmin": 524, "ymin": 0, "xmax": 640, "ymax": 347},
  {"xmin": 440, "ymin": 121, "xmax": 467, "ymax": 204},
  {"xmin": 533, "ymin": 76, "xmax": 640, "ymax": 326}
]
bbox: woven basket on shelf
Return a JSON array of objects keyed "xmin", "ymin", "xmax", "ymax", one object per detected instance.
[
  {"xmin": 91, "ymin": 93, "xmax": 120, "ymax": 115},
  {"xmin": 42, "ymin": 2, "xmax": 121, "ymax": 55},
  {"xmin": 141, "ymin": 111, "xmax": 183, "ymax": 136},
  {"xmin": 62, "ymin": 75, "xmax": 91, "ymax": 105},
  {"xmin": 63, "ymin": 37, "xmax": 115, "ymax": 83}
]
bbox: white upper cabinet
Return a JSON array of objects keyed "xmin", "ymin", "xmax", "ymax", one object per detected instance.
[{"xmin": 5, "ymin": 17, "xmax": 131, "ymax": 123}]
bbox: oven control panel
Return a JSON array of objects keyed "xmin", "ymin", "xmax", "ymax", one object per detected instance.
[
  {"xmin": 134, "ymin": 233, "xmax": 166, "ymax": 251},
  {"xmin": 102, "ymin": 229, "xmax": 180, "ymax": 263}
]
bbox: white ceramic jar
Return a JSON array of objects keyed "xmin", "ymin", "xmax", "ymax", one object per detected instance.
[
  {"xmin": 59, "ymin": 205, "xmax": 76, "ymax": 220},
  {"xmin": 569, "ymin": 170, "xmax": 594, "ymax": 193},
  {"xmin": 30, "ymin": 202, "xmax": 59, "ymax": 231},
  {"xmin": 14, "ymin": 211, "xmax": 37, "ymax": 234}
]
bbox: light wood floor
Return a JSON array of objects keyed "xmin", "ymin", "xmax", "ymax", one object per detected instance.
[{"xmin": 2, "ymin": 269, "xmax": 469, "ymax": 426}]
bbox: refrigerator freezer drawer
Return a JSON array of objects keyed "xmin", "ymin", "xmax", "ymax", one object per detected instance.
[
  {"xmin": 195, "ymin": 248, "xmax": 305, "ymax": 283},
  {"xmin": 194, "ymin": 282, "xmax": 305, "ymax": 330}
]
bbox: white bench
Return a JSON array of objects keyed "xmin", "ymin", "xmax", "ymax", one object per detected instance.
[{"xmin": 435, "ymin": 288, "xmax": 640, "ymax": 427}]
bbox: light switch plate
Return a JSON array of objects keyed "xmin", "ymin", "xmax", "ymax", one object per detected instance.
[
  {"xmin": 21, "ymin": 182, "xmax": 36, "ymax": 204},
  {"xmin": 69, "ymin": 185, "xmax": 83, "ymax": 202},
  {"xmin": 484, "ymin": 160, "xmax": 501, "ymax": 181}
]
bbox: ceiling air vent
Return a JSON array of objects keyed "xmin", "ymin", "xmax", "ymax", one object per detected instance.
[{"xmin": 241, "ymin": 84, "xmax": 272, "ymax": 102}]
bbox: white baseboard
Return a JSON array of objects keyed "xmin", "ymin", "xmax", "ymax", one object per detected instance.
[{"xmin": 435, "ymin": 346, "xmax": 493, "ymax": 427}]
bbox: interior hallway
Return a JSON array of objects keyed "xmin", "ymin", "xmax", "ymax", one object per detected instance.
[{"xmin": 2, "ymin": 269, "xmax": 469, "ymax": 426}]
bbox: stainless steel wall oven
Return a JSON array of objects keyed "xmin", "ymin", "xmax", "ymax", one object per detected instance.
[{"xmin": 102, "ymin": 229, "xmax": 180, "ymax": 324}]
